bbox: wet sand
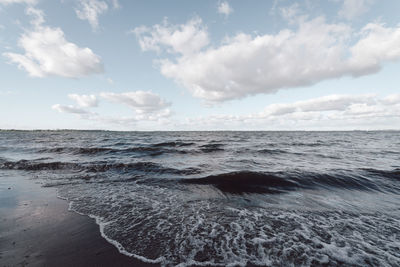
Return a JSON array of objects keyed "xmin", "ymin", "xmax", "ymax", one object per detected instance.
[{"xmin": 0, "ymin": 171, "xmax": 158, "ymax": 267}]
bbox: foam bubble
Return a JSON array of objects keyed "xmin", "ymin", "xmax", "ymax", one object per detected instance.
[{"xmin": 57, "ymin": 182, "xmax": 400, "ymax": 267}]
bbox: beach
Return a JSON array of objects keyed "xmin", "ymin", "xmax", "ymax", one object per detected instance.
[{"xmin": 0, "ymin": 171, "xmax": 157, "ymax": 267}]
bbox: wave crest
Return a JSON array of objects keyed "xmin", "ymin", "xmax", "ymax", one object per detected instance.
[{"xmin": 180, "ymin": 170, "xmax": 394, "ymax": 194}]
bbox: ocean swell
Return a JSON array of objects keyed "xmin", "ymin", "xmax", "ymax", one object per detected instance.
[{"xmin": 180, "ymin": 170, "xmax": 393, "ymax": 194}]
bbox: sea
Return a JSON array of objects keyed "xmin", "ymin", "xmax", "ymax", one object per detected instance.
[{"xmin": 0, "ymin": 130, "xmax": 399, "ymax": 266}]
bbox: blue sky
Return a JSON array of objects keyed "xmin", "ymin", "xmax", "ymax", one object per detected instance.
[{"xmin": 0, "ymin": 0, "xmax": 399, "ymax": 130}]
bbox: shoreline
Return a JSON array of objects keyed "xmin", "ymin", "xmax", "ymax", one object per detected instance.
[{"xmin": 0, "ymin": 171, "xmax": 158, "ymax": 267}]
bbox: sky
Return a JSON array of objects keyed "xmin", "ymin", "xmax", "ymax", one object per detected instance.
[{"xmin": 0, "ymin": 0, "xmax": 399, "ymax": 130}]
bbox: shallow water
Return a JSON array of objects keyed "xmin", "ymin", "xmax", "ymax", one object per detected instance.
[{"xmin": 1, "ymin": 130, "xmax": 400, "ymax": 266}]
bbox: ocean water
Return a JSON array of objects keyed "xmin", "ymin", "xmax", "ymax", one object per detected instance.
[{"xmin": 1, "ymin": 130, "xmax": 400, "ymax": 266}]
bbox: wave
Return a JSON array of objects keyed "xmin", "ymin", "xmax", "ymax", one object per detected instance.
[
  {"xmin": 363, "ymin": 168, "xmax": 400, "ymax": 181},
  {"xmin": 0, "ymin": 159, "xmax": 202, "ymax": 176},
  {"xmin": 264, "ymin": 141, "xmax": 343, "ymax": 147},
  {"xmin": 152, "ymin": 141, "xmax": 194, "ymax": 147},
  {"xmin": 257, "ymin": 148, "xmax": 305, "ymax": 156},
  {"xmin": 38, "ymin": 147, "xmax": 113, "ymax": 155},
  {"xmin": 180, "ymin": 170, "xmax": 397, "ymax": 194},
  {"xmin": 37, "ymin": 143, "xmax": 223, "ymax": 156},
  {"xmin": 2, "ymin": 157, "xmax": 399, "ymax": 194},
  {"xmin": 181, "ymin": 171, "xmax": 298, "ymax": 194},
  {"xmin": 199, "ymin": 143, "xmax": 225, "ymax": 153},
  {"xmin": 37, "ymin": 145, "xmax": 190, "ymax": 156},
  {"xmin": 258, "ymin": 148, "xmax": 288, "ymax": 154},
  {"xmin": 0, "ymin": 160, "xmax": 80, "ymax": 171}
]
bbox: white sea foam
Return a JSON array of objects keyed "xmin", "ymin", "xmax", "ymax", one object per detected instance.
[
  {"xmin": 56, "ymin": 182, "xmax": 400, "ymax": 267},
  {"xmin": 57, "ymin": 193, "xmax": 164, "ymax": 264}
]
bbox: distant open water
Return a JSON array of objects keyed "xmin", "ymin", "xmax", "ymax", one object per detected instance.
[{"xmin": 1, "ymin": 131, "xmax": 400, "ymax": 266}]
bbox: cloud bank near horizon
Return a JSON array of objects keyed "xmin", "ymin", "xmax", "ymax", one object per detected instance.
[{"xmin": 52, "ymin": 93, "xmax": 400, "ymax": 130}]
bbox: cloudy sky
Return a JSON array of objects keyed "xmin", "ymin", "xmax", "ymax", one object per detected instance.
[{"xmin": 1, "ymin": 0, "xmax": 399, "ymax": 130}]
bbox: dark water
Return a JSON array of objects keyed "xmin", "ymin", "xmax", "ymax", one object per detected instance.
[{"xmin": 1, "ymin": 130, "xmax": 400, "ymax": 266}]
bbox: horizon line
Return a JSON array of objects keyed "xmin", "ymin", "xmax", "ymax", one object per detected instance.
[{"xmin": 1, "ymin": 128, "xmax": 400, "ymax": 132}]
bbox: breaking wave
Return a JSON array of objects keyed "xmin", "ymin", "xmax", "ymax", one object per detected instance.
[{"xmin": 180, "ymin": 170, "xmax": 386, "ymax": 194}]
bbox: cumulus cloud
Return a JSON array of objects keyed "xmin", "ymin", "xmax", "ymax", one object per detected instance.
[
  {"xmin": 217, "ymin": 1, "xmax": 233, "ymax": 17},
  {"xmin": 97, "ymin": 109, "xmax": 172, "ymax": 125},
  {"xmin": 271, "ymin": 93, "xmax": 396, "ymax": 121},
  {"xmin": 68, "ymin": 94, "xmax": 98, "ymax": 107},
  {"xmin": 339, "ymin": 0, "xmax": 373, "ymax": 20},
  {"xmin": 100, "ymin": 91, "xmax": 171, "ymax": 115},
  {"xmin": 53, "ymin": 91, "xmax": 172, "ymax": 125},
  {"xmin": 177, "ymin": 94, "xmax": 400, "ymax": 130},
  {"xmin": 3, "ymin": 7, "xmax": 103, "ymax": 78},
  {"xmin": 261, "ymin": 94, "xmax": 376, "ymax": 116},
  {"xmin": 53, "ymin": 92, "xmax": 400, "ymax": 130},
  {"xmin": 137, "ymin": 16, "xmax": 400, "ymax": 102},
  {"xmin": 132, "ymin": 17, "xmax": 209, "ymax": 56},
  {"xmin": 52, "ymin": 104, "xmax": 90, "ymax": 114},
  {"xmin": 382, "ymin": 94, "xmax": 400, "ymax": 105},
  {"xmin": 0, "ymin": 0, "xmax": 37, "ymax": 5},
  {"xmin": 280, "ymin": 3, "xmax": 302, "ymax": 24},
  {"xmin": 75, "ymin": 0, "xmax": 108, "ymax": 31},
  {"xmin": 348, "ymin": 23, "xmax": 400, "ymax": 75},
  {"xmin": 25, "ymin": 6, "xmax": 44, "ymax": 26}
]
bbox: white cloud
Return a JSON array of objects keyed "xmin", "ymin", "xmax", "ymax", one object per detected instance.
[
  {"xmin": 3, "ymin": 8, "xmax": 103, "ymax": 78},
  {"xmin": 55, "ymin": 109, "xmax": 172, "ymax": 127},
  {"xmin": 266, "ymin": 93, "xmax": 398, "ymax": 122},
  {"xmin": 132, "ymin": 17, "xmax": 209, "ymax": 56},
  {"xmin": 52, "ymin": 104, "xmax": 90, "ymax": 114},
  {"xmin": 280, "ymin": 3, "xmax": 302, "ymax": 23},
  {"xmin": 26, "ymin": 6, "xmax": 44, "ymax": 26},
  {"xmin": 68, "ymin": 94, "xmax": 98, "ymax": 107},
  {"xmin": 339, "ymin": 0, "xmax": 373, "ymax": 20},
  {"xmin": 75, "ymin": 0, "xmax": 108, "ymax": 31},
  {"xmin": 0, "ymin": 0, "xmax": 37, "ymax": 5},
  {"xmin": 100, "ymin": 91, "xmax": 171, "ymax": 115},
  {"xmin": 52, "ymin": 92, "xmax": 400, "ymax": 130},
  {"xmin": 348, "ymin": 23, "xmax": 400, "ymax": 75},
  {"xmin": 382, "ymin": 94, "xmax": 400, "ymax": 105},
  {"xmin": 175, "ymin": 94, "xmax": 400, "ymax": 130},
  {"xmin": 217, "ymin": 1, "xmax": 233, "ymax": 17},
  {"xmin": 53, "ymin": 91, "xmax": 172, "ymax": 125},
  {"xmin": 261, "ymin": 94, "xmax": 376, "ymax": 116},
  {"xmin": 144, "ymin": 16, "xmax": 400, "ymax": 102},
  {"xmin": 97, "ymin": 109, "xmax": 172, "ymax": 125}
]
